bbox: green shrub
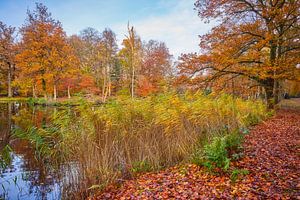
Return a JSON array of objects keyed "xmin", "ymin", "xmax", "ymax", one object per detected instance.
[
  {"xmin": 225, "ymin": 130, "xmax": 243, "ymax": 152},
  {"xmin": 27, "ymin": 97, "xmax": 35, "ymax": 106},
  {"xmin": 203, "ymin": 136, "xmax": 231, "ymax": 171},
  {"xmin": 130, "ymin": 160, "xmax": 153, "ymax": 173},
  {"xmin": 194, "ymin": 129, "xmax": 245, "ymax": 172},
  {"xmin": 27, "ymin": 97, "xmax": 47, "ymax": 106}
]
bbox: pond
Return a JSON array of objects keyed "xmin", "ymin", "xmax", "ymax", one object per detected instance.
[{"xmin": 0, "ymin": 102, "xmax": 70, "ymax": 200}]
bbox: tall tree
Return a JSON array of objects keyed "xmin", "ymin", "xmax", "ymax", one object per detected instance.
[
  {"xmin": 0, "ymin": 21, "xmax": 16, "ymax": 97},
  {"xmin": 101, "ymin": 28, "xmax": 118, "ymax": 101},
  {"xmin": 138, "ymin": 40, "xmax": 172, "ymax": 96},
  {"xmin": 16, "ymin": 3, "xmax": 59, "ymax": 98},
  {"xmin": 16, "ymin": 3, "xmax": 77, "ymax": 99},
  {"xmin": 119, "ymin": 24, "xmax": 142, "ymax": 98},
  {"xmin": 191, "ymin": 0, "xmax": 300, "ymax": 108},
  {"xmin": 48, "ymin": 27, "xmax": 78, "ymax": 100},
  {"xmin": 79, "ymin": 28, "xmax": 104, "ymax": 95}
]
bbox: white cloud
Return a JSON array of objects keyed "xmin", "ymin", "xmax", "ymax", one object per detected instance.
[{"xmin": 112, "ymin": 0, "xmax": 214, "ymax": 59}]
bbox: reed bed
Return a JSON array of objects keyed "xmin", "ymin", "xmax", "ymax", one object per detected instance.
[{"xmin": 14, "ymin": 92, "xmax": 268, "ymax": 198}]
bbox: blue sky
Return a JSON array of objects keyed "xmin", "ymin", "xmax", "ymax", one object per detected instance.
[{"xmin": 0, "ymin": 0, "xmax": 214, "ymax": 58}]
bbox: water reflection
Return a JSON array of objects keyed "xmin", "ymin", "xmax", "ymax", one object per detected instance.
[{"xmin": 0, "ymin": 102, "xmax": 63, "ymax": 200}]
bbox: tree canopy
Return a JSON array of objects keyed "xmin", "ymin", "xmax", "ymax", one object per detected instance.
[{"xmin": 177, "ymin": 0, "xmax": 300, "ymax": 107}]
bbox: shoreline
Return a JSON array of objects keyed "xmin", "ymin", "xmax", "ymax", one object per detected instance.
[{"xmin": 0, "ymin": 97, "xmax": 103, "ymax": 106}]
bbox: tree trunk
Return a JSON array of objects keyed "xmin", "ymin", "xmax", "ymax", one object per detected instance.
[
  {"xmin": 131, "ymin": 69, "xmax": 134, "ymax": 98},
  {"xmin": 131, "ymin": 56, "xmax": 135, "ymax": 99},
  {"xmin": 53, "ymin": 84, "xmax": 57, "ymax": 100},
  {"xmin": 257, "ymin": 86, "xmax": 261, "ymax": 99},
  {"xmin": 67, "ymin": 85, "xmax": 71, "ymax": 99},
  {"xmin": 42, "ymin": 78, "xmax": 47, "ymax": 99},
  {"xmin": 268, "ymin": 40, "xmax": 277, "ymax": 108},
  {"xmin": 102, "ymin": 70, "xmax": 107, "ymax": 102},
  {"xmin": 108, "ymin": 65, "xmax": 111, "ymax": 97},
  {"xmin": 32, "ymin": 84, "xmax": 37, "ymax": 98},
  {"xmin": 265, "ymin": 84, "xmax": 274, "ymax": 109},
  {"xmin": 231, "ymin": 76, "xmax": 235, "ymax": 96},
  {"xmin": 7, "ymin": 63, "xmax": 12, "ymax": 97},
  {"xmin": 273, "ymin": 80, "xmax": 280, "ymax": 104}
]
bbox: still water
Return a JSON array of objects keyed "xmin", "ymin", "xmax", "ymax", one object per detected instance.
[{"xmin": 0, "ymin": 102, "xmax": 67, "ymax": 200}]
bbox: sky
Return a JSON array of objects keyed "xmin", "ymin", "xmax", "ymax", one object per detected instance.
[{"xmin": 0, "ymin": 0, "xmax": 214, "ymax": 58}]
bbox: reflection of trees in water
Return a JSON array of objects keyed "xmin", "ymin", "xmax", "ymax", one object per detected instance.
[
  {"xmin": 12, "ymin": 140, "xmax": 61, "ymax": 200},
  {"xmin": 0, "ymin": 102, "xmax": 62, "ymax": 199},
  {"xmin": 0, "ymin": 103, "xmax": 13, "ymax": 151},
  {"xmin": 13, "ymin": 103, "xmax": 53, "ymax": 130}
]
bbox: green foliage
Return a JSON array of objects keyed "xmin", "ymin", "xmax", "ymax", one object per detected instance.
[
  {"xmin": 203, "ymin": 136, "xmax": 231, "ymax": 171},
  {"xmin": 0, "ymin": 145, "xmax": 12, "ymax": 169},
  {"xmin": 27, "ymin": 97, "xmax": 47, "ymax": 106},
  {"xmin": 27, "ymin": 97, "xmax": 35, "ymax": 106},
  {"xmin": 12, "ymin": 110, "xmax": 70, "ymax": 164},
  {"xmin": 230, "ymin": 168, "xmax": 249, "ymax": 183},
  {"xmin": 243, "ymin": 113, "xmax": 260, "ymax": 126},
  {"xmin": 130, "ymin": 160, "xmax": 153, "ymax": 173},
  {"xmin": 0, "ymin": 97, "xmax": 29, "ymax": 102},
  {"xmin": 193, "ymin": 129, "xmax": 245, "ymax": 172},
  {"xmin": 225, "ymin": 130, "xmax": 243, "ymax": 151}
]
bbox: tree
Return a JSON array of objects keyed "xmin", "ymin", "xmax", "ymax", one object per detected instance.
[
  {"xmin": 78, "ymin": 28, "xmax": 104, "ymax": 96},
  {"xmin": 119, "ymin": 24, "xmax": 142, "ymax": 98},
  {"xmin": 191, "ymin": 0, "xmax": 300, "ymax": 108},
  {"xmin": 16, "ymin": 3, "xmax": 77, "ymax": 99},
  {"xmin": 0, "ymin": 21, "xmax": 16, "ymax": 97},
  {"xmin": 69, "ymin": 28, "xmax": 119, "ymax": 98},
  {"xmin": 138, "ymin": 40, "xmax": 172, "ymax": 96},
  {"xmin": 48, "ymin": 28, "xmax": 78, "ymax": 100},
  {"xmin": 101, "ymin": 28, "xmax": 118, "ymax": 101}
]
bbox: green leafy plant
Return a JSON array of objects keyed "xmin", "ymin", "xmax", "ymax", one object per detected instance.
[
  {"xmin": 225, "ymin": 130, "xmax": 244, "ymax": 153},
  {"xmin": 130, "ymin": 160, "xmax": 153, "ymax": 173},
  {"xmin": 193, "ymin": 129, "xmax": 245, "ymax": 172},
  {"xmin": 0, "ymin": 145, "xmax": 12, "ymax": 169},
  {"xmin": 202, "ymin": 136, "xmax": 231, "ymax": 171}
]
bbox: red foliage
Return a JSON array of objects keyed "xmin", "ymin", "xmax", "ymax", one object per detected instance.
[{"xmin": 137, "ymin": 76, "xmax": 156, "ymax": 97}]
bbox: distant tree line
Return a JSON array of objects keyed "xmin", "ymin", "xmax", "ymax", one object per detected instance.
[{"xmin": 0, "ymin": 3, "xmax": 173, "ymax": 101}]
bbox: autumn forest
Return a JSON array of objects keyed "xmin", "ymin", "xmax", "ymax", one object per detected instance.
[
  {"xmin": 0, "ymin": 0, "xmax": 299, "ymax": 199},
  {"xmin": 0, "ymin": 2, "xmax": 300, "ymax": 107}
]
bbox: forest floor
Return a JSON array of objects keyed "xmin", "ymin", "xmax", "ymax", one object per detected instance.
[{"xmin": 93, "ymin": 107, "xmax": 300, "ymax": 199}]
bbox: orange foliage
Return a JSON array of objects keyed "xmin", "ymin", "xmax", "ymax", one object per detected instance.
[
  {"xmin": 176, "ymin": 0, "xmax": 300, "ymax": 107},
  {"xmin": 15, "ymin": 3, "xmax": 79, "ymax": 98}
]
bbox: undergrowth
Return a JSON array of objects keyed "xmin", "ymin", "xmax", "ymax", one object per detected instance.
[{"xmin": 12, "ymin": 92, "xmax": 268, "ymax": 198}]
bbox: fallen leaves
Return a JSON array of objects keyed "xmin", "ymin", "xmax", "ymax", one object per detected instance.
[{"xmin": 91, "ymin": 110, "xmax": 300, "ymax": 199}]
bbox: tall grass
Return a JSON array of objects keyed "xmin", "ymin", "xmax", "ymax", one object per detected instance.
[{"xmin": 13, "ymin": 92, "xmax": 268, "ymax": 198}]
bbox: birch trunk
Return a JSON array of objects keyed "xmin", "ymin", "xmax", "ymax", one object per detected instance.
[
  {"xmin": 67, "ymin": 85, "xmax": 71, "ymax": 99},
  {"xmin": 7, "ymin": 63, "xmax": 12, "ymax": 97}
]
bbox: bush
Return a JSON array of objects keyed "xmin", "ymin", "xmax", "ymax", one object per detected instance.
[
  {"xmin": 130, "ymin": 160, "xmax": 153, "ymax": 173},
  {"xmin": 193, "ymin": 129, "xmax": 245, "ymax": 172},
  {"xmin": 202, "ymin": 136, "xmax": 231, "ymax": 171},
  {"xmin": 225, "ymin": 130, "xmax": 243, "ymax": 152}
]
